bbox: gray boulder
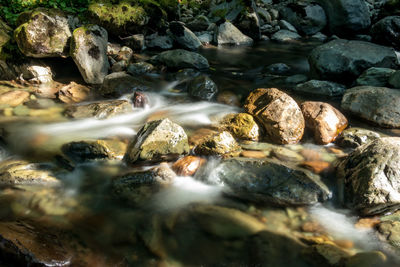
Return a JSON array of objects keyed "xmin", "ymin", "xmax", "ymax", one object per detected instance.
[
  {"xmin": 216, "ymin": 21, "xmax": 253, "ymax": 46},
  {"xmin": 188, "ymin": 75, "xmax": 218, "ymax": 101},
  {"xmin": 294, "ymin": 80, "xmax": 346, "ymax": 97},
  {"xmin": 209, "ymin": 157, "xmax": 331, "ymax": 206},
  {"xmin": 14, "ymin": 8, "xmax": 71, "ymax": 58},
  {"xmin": 309, "ymin": 39, "xmax": 397, "ymax": 83},
  {"xmin": 124, "ymin": 119, "xmax": 189, "ymax": 164},
  {"xmin": 99, "ymin": 72, "xmax": 150, "ymax": 97},
  {"xmin": 335, "ymin": 127, "xmax": 380, "ymax": 149},
  {"xmin": 336, "ymin": 137, "xmax": 400, "ymax": 215},
  {"xmin": 341, "ymin": 86, "xmax": 400, "ymax": 128},
  {"xmin": 280, "ymin": 2, "xmax": 327, "ymax": 35},
  {"xmin": 389, "ymin": 70, "xmax": 400, "ymax": 88},
  {"xmin": 70, "ymin": 25, "xmax": 109, "ymax": 84},
  {"xmin": 271, "ymin": 30, "xmax": 301, "ymax": 43},
  {"xmin": 356, "ymin": 67, "xmax": 395, "ymax": 87},
  {"xmin": 145, "ymin": 33, "xmax": 173, "ymax": 50},
  {"xmin": 316, "ymin": 0, "xmax": 371, "ymax": 36},
  {"xmin": 371, "ymin": 16, "xmax": 400, "ymax": 50},
  {"xmin": 169, "ymin": 21, "xmax": 202, "ymax": 51},
  {"xmin": 151, "ymin": 49, "xmax": 209, "ymax": 70}
]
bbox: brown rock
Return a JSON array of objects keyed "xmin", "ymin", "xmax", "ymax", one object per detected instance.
[
  {"xmin": 132, "ymin": 91, "xmax": 149, "ymax": 108},
  {"xmin": 0, "ymin": 90, "xmax": 30, "ymax": 107},
  {"xmin": 222, "ymin": 113, "xmax": 260, "ymax": 141},
  {"xmin": 244, "ymin": 88, "xmax": 304, "ymax": 144},
  {"xmin": 194, "ymin": 131, "xmax": 241, "ymax": 156},
  {"xmin": 172, "ymin": 156, "xmax": 205, "ymax": 176},
  {"xmin": 58, "ymin": 82, "xmax": 91, "ymax": 104},
  {"xmin": 300, "ymin": 161, "xmax": 331, "ymax": 174},
  {"xmin": 301, "ymin": 101, "xmax": 348, "ymax": 144},
  {"xmin": 355, "ymin": 217, "xmax": 380, "ymax": 229},
  {"xmin": 240, "ymin": 150, "xmax": 266, "ymax": 158}
]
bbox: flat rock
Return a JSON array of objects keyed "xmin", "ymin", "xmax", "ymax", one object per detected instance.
[
  {"xmin": 356, "ymin": 67, "xmax": 395, "ymax": 87},
  {"xmin": 151, "ymin": 49, "xmax": 209, "ymax": 70},
  {"xmin": 194, "ymin": 131, "xmax": 241, "ymax": 157},
  {"xmin": 341, "ymin": 86, "xmax": 400, "ymax": 128},
  {"xmin": 64, "ymin": 99, "xmax": 133, "ymax": 119},
  {"xmin": 294, "ymin": 80, "xmax": 346, "ymax": 97}
]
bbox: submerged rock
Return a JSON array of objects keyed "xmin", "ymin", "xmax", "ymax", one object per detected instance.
[
  {"xmin": 61, "ymin": 139, "xmax": 127, "ymax": 162},
  {"xmin": 317, "ymin": 0, "xmax": 371, "ymax": 36},
  {"xmin": 335, "ymin": 128, "xmax": 380, "ymax": 149},
  {"xmin": 112, "ymin": 163, "xmax": 175, "ymax": 203},
  {"xmin": 0, "ymin": 160, "xmax": 59, "ymax": 186},
  {"xmin": 210, "ymin": 157, "xmax": 330, "ymax": 206},
  {"xmin": 244, "ymin": 88, "xmax": 305, "ymax": 144},
  {"xmin": 222, "ymin": 113, "xmax": 260, "ymax": 141},
  {"xmin": 216, "ymin": 21, "xmax": 253, "ymax": 46},
  {"xmin": 341, "ymin": 86, "xmax": 400, "ymax": 128},
  {"xmin": 187, "ymin": 75, "xmax": 218, "ymax": 101},
  {"xmin": 194, "ymin": 131, "xmax": 241, "ymax": 157},
  {"xmin": 14, "ymin": 8, "xmax": 71, "ymax": 58},
  {"xmin": 151, "ymin": 49, "xmax": 209, "ymax": 70},
  {"xmin": 124, "ymin": 119, "xmax": 189, "ymax": 164},
  {"xmin": 336, "ymin": 137, "xmax": 400, "ymax": 215},
  {"xmin": 309, "ymin": 39, "xmax": 397, "ymax": 83},
  {"xmin": 294, "ymin": 80, "xmax": 346, "ymax": 97},
  {"xmin": 70, "ymin": 25, "xmax": 109, "ymax": 84},
  {"xmin": 58, "ymin": 82, "xmax": 90, "ymax": 104},
  {"xmin": 64, "ymin": 99, "xmax": 133, "ymax": 119},
  {"xmin": 301, "ymin": 101, "xmax": 348, "ymax": 145}
]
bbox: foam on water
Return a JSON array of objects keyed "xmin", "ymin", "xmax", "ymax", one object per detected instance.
[{"xmin": 309, "ymin": 204, "xmax": 382, "ymax": 250}]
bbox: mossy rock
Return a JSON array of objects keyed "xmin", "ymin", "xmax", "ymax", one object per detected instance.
[
  {"xmin": 0, "ymin": 19, "xmax": 12, "ymax": 56},
  {"xmin": 14, "ymin": 8, "xmax": 71, "ymax": 58},
  {"xmin": 87, "ymin": 0, "xmax": 176, "ymax": 36}
]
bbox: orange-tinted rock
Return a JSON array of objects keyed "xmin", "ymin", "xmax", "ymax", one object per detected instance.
[
  {"xmin": 0, "ymin": 90, "xmax": 30, "ymax": 107},
  {"xmin": 172, "ymin": 155, "xmax": 205, "ymax": 176},
  {"xmin": 240, "ymin": 150, "xmax": 266, "ymax": 158},
  {"xmin": 58, "ymin": 82, "xmax": 90, "ymax": 104},
  {"xmin": 244, "ymin": 88, "xmax": 304, "ymax": 144},
  {"xmin": 300, "ymin": 161, "xmax": 331, "ymax": 174},
  {"xmin": 355, "ymin": 217, "xmax": 381, "ymax": 229},
  {"xmin": 301, "ymin": 101, "xmax": 348, "ymax": 145}
]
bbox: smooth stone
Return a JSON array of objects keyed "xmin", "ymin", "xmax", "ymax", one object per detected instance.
[
  {"xmin": 271, "ymin": 29, "xmax": 301, "ymax": 42},
  {"xmin": 294, "ymin": 80, "xmax": 346, "ymax": 97},
  {"xmin": 187, "ymin": 75, "xmax": 218, "ymax": 101},
  {"xmin": 58, "ymin": 82, "xmax": 90, "ymax": 104},
  {"xmin": 388, "ymin": 70, "xmax": 400, "ymax": 89},
  {"xmin": 145, "ymin": 33, "xmax": 174, "ymax": 50},
  {"xmin": 99, "ymin": 72, "xmax": 150, "ymax": 97},
  {"xmin": 244, "ymin": 88, "xmax": 305, "ymax": 144},
  {"xmin": 301, "ymin": 101, "xmax": 348, "ymax": 145},
  {"xmin": 0, "ymin": 90, "xmax": 30, "ymax": 107},
  {"xmin": 278, "ymin": 20, "xmax": 297, "ymax": 32},
  {"xmin": 169, "ymin": 21, "xmax": 202, "ymax": 51},
  {"xmin": 371, "ymin": 16, "xmax": 400, "ymax": 50},
  {"xmin": 127, "ymin": 62, "xmax": 155, "ymax": 75},
  {"xmin": 172, "ymin": 156, "xmax": 206, "ymax": 176},
  {"xmin": 208, "ymin": 157, "xmax": 331, "ymax": 206},
  {"xmin": 216, "ymin": 91, "xmax": 240, "ymax": 106},
  {"xmin": 341, "ymin": 86, "xmax": 400, "ymax": 128}
]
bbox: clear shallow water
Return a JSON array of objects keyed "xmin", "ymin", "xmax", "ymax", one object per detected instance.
[{"xmin": 0, "ymin": 41, "xmax": 399, "ymax": 266}]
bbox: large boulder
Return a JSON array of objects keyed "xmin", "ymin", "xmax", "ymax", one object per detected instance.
[
  {"xmin": 356, "ymin": 67, "xmax": 395, "ymax": 87},
  {"xmin": 371, "ymin": 16, "xmax": 400, "ymax": 50},
  {"xmin": 216, "ymin": 21, "xmax": 254, "ymax": 46},
  {"xmin": 14, "ymin": 8, "xmax": 71, "ymax": 58},
  {"xmin": 301, "ymin": 101, "xmax": 348, "ymax": 145},
  {"xmin": 341, "ymin": 86, "xmax": 400, "ymax": 128},
  {"xmin": 208, "ymin": 157, "xmax": 331, "ymax": 206},
  {"xmin": 309, "ymin": 39, "xmax": 397, "ymax": 83},
  {"xmin": 336, "ymin": 137, "xmax": 400, "ymax": 215},
  {"xmin": 280, "ymin": 2, "xmax": 327, "ymax": 35},
  {"xmin": 169, "ymin": 21, "xmax": 202, "ymax": 51},
  {"xmin": 124, "ymin": 119, "xmax": 189, "ymax": 164},
  {"xmin": 151, "ymin": 49, "xmax": 209, "ymax": 70},
  {"xmin": 244, "ymin": 88, "xmax": 305, "ymax": 144},
  {"xmin": 316, "ymin": 0, "xmax": 371, "ymax": 36},
  {"xmin": 70, "ymin": 25, "xmax": 109, "ymax": 84}
]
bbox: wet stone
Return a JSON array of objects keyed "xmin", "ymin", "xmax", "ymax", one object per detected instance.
[
  {"xmin": 208, "ymin": 157, "xmax": 331, "ymax": 206},
  {"xmin": 335, "ymin": 128, "xmax": 381, "ymax": 149},
  {"xmin": 64, "ymin": 99, "xmax": 133, "ymax": 119},
  {"xmin": 57, "ymin": 82, "xmax": 90, "ymax": 104},
  {"xmin": 222, "ymin": 113, "xmax": 260, "ymax": 141},
  {"xmin": 124, "ymin": 119, "xmax": 189, "ymax": 164},
  {"xmin": 194, "ymin": 131, "xmax": 242, "ymax": 157},
  {"xmin": 188, "ymin": 75, "xmax": 218, "ymax": 101},
  {"xmin": 172, "ymin": 156, "xmax": 205, "ymax": 176}
]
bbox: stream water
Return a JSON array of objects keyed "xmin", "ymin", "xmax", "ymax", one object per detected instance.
[{"xmin": 0, "ymin": 40, "xmax": 399, "ymax": 266}]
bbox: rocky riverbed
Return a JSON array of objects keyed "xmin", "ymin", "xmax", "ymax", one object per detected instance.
[{"xmin": 1, "ymin": 0, "xmax": 400, "ymax": 266}]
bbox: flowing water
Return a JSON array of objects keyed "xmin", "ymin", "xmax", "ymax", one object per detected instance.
[{"xmin": 0, "ymin": 40, "xmax": 399, "ymax": 266}]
